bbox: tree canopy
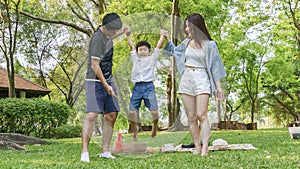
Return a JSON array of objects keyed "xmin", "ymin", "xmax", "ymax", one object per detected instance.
[{"xmin": 1, "ymin": 0, "xmax": 299, "ymax": 128}]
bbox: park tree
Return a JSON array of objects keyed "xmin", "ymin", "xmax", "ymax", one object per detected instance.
[
  {"xmin": 216, "ymin": 0, "xmax": 278, "ymax": 125},
  {"xmin": 219, "ymin": 0, "xmax": 299, "ymax": 127},
  {"xmin": 166, "ymin": 0, "xmax": 181, "ymax": 129},
  {"xmin": 1, "ymin": 0, "xmax": 97, "ymax": 102},
  {"xmin": 16, "ymin": 14, "xmax": 63, "ymax": 100},
  {"xmin": 260, "ymin": 0, "xmax": 300, "ymax": 125},
  {"xmin": 18, "ymin": 0, "xmax": 102, "ymax": 107},
  {"xmin": 287, "ymin": 0, "xmax": 300, "ymax": 123},
  {"xmin": 0, "ymin": 0, "xmax": 23, "ymax": 98}
]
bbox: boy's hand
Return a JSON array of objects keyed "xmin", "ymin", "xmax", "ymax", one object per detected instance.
[
  {"xmin": 124, "ymin": 26, "xmax": 131, "ymax": 36},
  {"xmin": 160, "ymin": 29, "xmax": 168, "ymax": 35},
  {"xmin": 160, "ymin": 29, "xmax": 169, "ymax": 38},
  {"xmin": 160, "ymin": 29, "xmax": 170, "ymax": 41}
]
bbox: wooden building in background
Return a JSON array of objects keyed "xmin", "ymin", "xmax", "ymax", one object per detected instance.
[{"xmin": 0, "ymin": 68, "xmax": 51, "ymax": 98}]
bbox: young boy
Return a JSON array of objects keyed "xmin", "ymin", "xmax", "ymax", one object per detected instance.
[
  {"xmin": 125, "ymin": 27, "xmax": 165, "ymax": 141},
  {"xmin": 81, "ymin": 12, "xmax": 124, "ymax": 162}
]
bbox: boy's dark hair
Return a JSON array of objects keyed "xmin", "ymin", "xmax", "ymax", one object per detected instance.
[
  {"xmin": 136, "ymin": 41, "xmax": 151, "ymax": 51},
  {"xmin": 103, "ymin": 13, "xmax": 122, "ymax": 30}
]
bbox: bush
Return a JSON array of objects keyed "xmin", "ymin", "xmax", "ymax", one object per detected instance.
[
  {"xmin": 43, "ymin": 124, "xmax": 82, "ymax": 139},
  {"xmin": 0, "ymin": 98, "xmax": 72, "ymax": 138}
]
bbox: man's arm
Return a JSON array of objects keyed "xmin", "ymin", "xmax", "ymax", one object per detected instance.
[
  {"xmin": 91, "ymin": 58, "xmax": 116, "ymax": 97},
  {"xmin": 111, "ymin": 27, "xmax": 125, "ymax": 40}
]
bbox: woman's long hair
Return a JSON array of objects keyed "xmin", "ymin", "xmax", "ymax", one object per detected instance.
[{"xmin": 184, "ymin": 13, "xmax": 213, "ymax": 47}]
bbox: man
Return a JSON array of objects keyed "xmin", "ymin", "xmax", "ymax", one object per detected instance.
[{"xmin": 81, "ymin": 12, "xmax": 124, "ymax": 162}]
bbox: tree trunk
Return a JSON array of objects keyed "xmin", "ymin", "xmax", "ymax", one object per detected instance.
[
  {"xmin": 1, "ymin": 1, "xmax": 21, "ymax": 98},
  {"xmin": 166, "ymin": 71, "xmax": 174, "ymax": 126},
  {"xmin": 7, "ymin": 65, "xmax": 16, "ymax": 98},
  {"xmin": 168, "ymin": 110, "xmax": 189, "ymax": 132},
  {"xmin": 166, "ymin": 0, "xmax": 182, "ymax": 129},
  {"xmin": 0, "ymin": 140, "xmax": 25, "ymax": 151},
  {"xmin": 0, "ymin": 133, "xmax": 48, "ymax": 151},
  {"xmin": 251, "ymin": 99, "xmax": 255, "ymax": 123},
  {"xmin": 99, "ymin": 0, "xmax": 105, "ymax": 16}
]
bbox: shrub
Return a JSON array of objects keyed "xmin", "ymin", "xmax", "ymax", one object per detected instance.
[
  {"xmin": 43, "ymin": 124, "xmax": 82, "ymax": 139},
  {"xmin": 0, "ymin": 98, "xmax": 72, "ymax": 138}
]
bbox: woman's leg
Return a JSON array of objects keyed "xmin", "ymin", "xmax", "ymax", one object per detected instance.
[
  {"xmin": 196, "ymin": 94, "xmax": 210, "ymax": 156},
  {"xmin": 181, "ymin": 94, "xmax": 201, "ymax": 154}
]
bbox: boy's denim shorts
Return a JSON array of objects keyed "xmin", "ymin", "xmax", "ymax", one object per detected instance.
[
  {"xmin": 85, "ymin": 80, "xmax": 120, "ymax": 114},
  {"xmin": 129, "ymin": 81, "xmax": 158, "ymax": 111}
]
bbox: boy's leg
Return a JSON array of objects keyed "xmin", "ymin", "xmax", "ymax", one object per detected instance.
[
  {"xmin": 129, "ymin": 84, "xmax": 141, "ymax": 141},
  {"xmin": 81, "ymin": 112, "xmax": 98, "ymax": 162},
  {"xmin": 143, "ymin": 82, "xmax": 159, "ymax": 138},
  {"xmin": 128, "ymin": 110, "xmax": 139, "ymax": 141},
  {"xmin": 102, "ymin": 112, "xmax": 117, "ymax": 152},
  {"xmin": 150, "ymin": 110, "xmax": 159, "ymax": 138}
]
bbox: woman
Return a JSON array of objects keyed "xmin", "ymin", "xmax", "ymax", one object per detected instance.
[{"xmin": 163, "ymin": 13, "xmax": 226, "ymax": 156}]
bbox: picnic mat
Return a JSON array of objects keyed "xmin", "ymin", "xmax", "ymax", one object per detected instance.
[
  {"xmin": 288, "ymin": 127, "xmax": 300, "ymax": 139},
  {"xmin": 110, "ymin": 143, "xmax": 257, "ymax": 154},
  {"xmin": 110, "ymin": 133, "xmax": 257, "ymax": 154},
  {"xmin": 177, "ymin": 144, "xmax": 257, "ymax": 153}
]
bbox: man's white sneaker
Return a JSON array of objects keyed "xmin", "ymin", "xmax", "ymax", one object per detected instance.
[
  {"xmin": 100, "ymin": 151, "xmax": 116, "ymax": 159},
  {"xmin": 81, "ymin": 152, "xmax": 90, "ymax": 162}
]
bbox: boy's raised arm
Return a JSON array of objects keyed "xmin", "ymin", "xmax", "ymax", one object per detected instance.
[
  {"xmin": 156, "ymin": 30, "xmax": 166, "ymax": 49},
  {"xmin": 125, "ymin": 27, "xmax": 135, "ymax": 51}
]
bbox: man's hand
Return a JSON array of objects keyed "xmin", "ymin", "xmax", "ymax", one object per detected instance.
[
  {"xmin": 124, "ymin": 26, "xmax": 131, "ymax": 36},
  {"xmin": 104, "ymin": 85, "xmax": 117, "ymax": 98}
]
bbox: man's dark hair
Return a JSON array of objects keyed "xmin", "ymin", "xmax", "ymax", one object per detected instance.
[
  {"xmin": 136, "ymin": 41, "xmax": 151, "ymax": 52},
  {"xmin": 102, "ymin": 13, "xmax": 122, "ymax": 30}
]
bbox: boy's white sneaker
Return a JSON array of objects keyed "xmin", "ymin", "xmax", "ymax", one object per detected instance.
[
  {"xmin": 100, "ymin": 151, "xmax": 116, "ymax": 159},
  {"xmin": 81, "ymin": 152, "xmax": 90, "ymax": 162}
]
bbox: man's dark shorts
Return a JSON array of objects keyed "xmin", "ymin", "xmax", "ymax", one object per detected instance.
[{"xmin": 85, "ymin": 81, "xmax": 120, "ymax": 114}]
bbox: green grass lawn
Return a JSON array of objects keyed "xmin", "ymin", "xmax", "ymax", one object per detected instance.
[{"xmin": 0, "ymin": 128, "xmax": 299, "ymax": 169}]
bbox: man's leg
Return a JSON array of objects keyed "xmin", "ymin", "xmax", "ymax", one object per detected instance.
[
  {"xmin": 81, "ymin": 112, "xmax": 98, "ymax": 162},
  {"xmin": 151, "ymin": 110, "xmax": 159, "ymax": 138},
  {"xmin": 101, "ymin": 112, "xmax": 117, "ymax": 152}
]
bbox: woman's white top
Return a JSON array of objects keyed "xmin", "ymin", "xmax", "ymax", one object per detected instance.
[{"xmin": 185, "ymin": 46, "xmax": 206, "ymax": 68}]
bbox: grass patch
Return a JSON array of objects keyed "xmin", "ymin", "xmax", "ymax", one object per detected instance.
[{"xmin": 0, "ymin": 128, "xmax": 299, "ymax": 168}]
